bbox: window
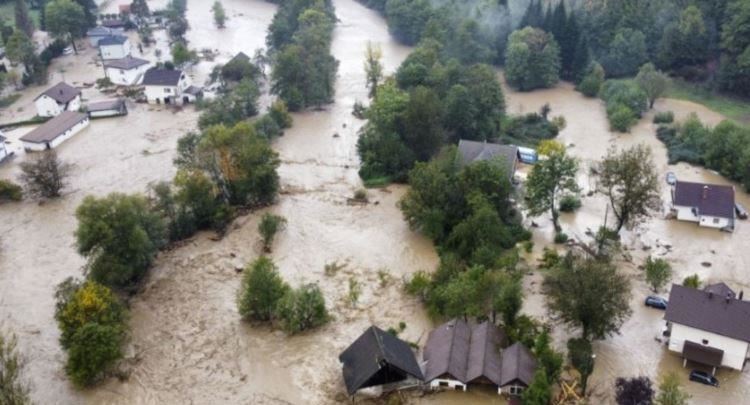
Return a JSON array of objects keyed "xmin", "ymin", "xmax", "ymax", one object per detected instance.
[
  {"xmin": 509, "ymin": 385, "xmax": 524, "ymax": 395},
  {"xmin": 713, "ymin": 218, "xmax": 720, "ymax": 224},
  {"xmin": 702, "ymin": 339, "xmax": 709, "ymax": 345},
  {"xmin": 164, "ymin": 88, "xmax": 172, "ymax": 93}
]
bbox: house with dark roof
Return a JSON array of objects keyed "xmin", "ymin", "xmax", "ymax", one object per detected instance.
[
  {"xmin": 671, "ymin": 180, "xmax": 735, "ymax": 231},
  {"xmin": 86, "ymin": 26, "xmax": 124, "ymax": 46},
  {"xmin": 20, "ymin": 111, "xmax": 90, "ymax": 151},
  {"xmin": 457, "ymin": 139, "xmax": 519, "ymax": 182},
  {"xmin": 103, "ymin": 56, "xmax": 150, "ymax": 85},
  {"xmin": 87, "ymin": 99, "xmax": 127, "ymax": 118},
  {"xmin": 423, "ymin": 319, "xmax": 537, "ymax": 396},
  {"xmin": 98, "ymin": 35, "xmax": 131, "ymax": 60},
  {"xmin": 142, "ymin": 68, "xmax": 195, "ymax": 105},
  {"xmin": 339, "ymin": 326, "xmax": 423, "ymax": 396},
  {"xmin": 664, "ymin": 283, "xmax": 750, "ymax": 374},
  {"xmin": 34, "ymin": 82, "xmax": 82, "ymax": 117}
]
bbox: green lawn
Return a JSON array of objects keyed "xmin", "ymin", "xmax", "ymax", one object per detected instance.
[
  {"xmin": 0, "ymin": 2, "xmax": 42, "ymax": 30},
  {"xmin": 666, "ymin": 79, "xmax": 750, "ymax": 124}
]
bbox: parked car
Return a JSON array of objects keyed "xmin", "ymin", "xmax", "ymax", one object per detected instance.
[
  {"xmin": 736, "ymin": 202, "xmax": 748, "ymax": 220},
  {"xmin": 689, "ymin": 370, "xmax": 719, "ymax": 387},
  {"xmin": 645, "ymin": 296, "xmax": 668, "ymax": 309},
  {"xmin": 666, "ymin": 172, "xmax": 677, "ymax": 186},
  {"xmin": 63, "ymin": 46, "xmax": 74, "ymax": 55}
]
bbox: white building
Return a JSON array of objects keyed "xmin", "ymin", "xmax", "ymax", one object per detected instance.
[
  {"xmin": 86, "ymin": 99, "xmax": 127, "ymax": 118},
  {"xmin": 671, "ymin": 180, "xmax": 735, "ymax": 231},
  {"xmin": 665, "ymin": 283, "xmax": 750, "ymax": 374},
  {"xmin": 34, "ymin": 82, "xmax": 82, "ymax": 117},
  {"xmin": 98, "ymin": 35, "xmax": 131, "ymax": 60},
  {"xmin": 103, "ymin": 56, "xmax": 151, "ymax": 85},
  {"xmin": 0, "ymin": 131, "xmax": 9, "ymax": 162},
  {"xmin": 20, "ymin": 111, "xmax": 90, "ymax": 151},
  {"xmin": 86, "ymin": 26, "xmax": 124, "ymax": 47},
  {"xmin": 142, "ymin": 68, "xmax": 197, "ymax": 105}
]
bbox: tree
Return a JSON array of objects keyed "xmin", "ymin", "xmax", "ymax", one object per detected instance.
[
  {"xmin": 54, "ymin": 279, "xmax": 127, "ymax": 386},
  {"xmin": 603, "ymin": 28, "xmax": 647, "ymax": 77},
  {"xmin": 567, "ymin": 338, "xmax": 594, "ymax": 394},
  {"xmin": 75, "ymin": 193, "xmax": 166, "ymax": 289},
  {"xmin": 4, "ymin": 30, "xmax": 35, "ymax": 69},
  {"xmin": 18, "ymin": 149, "xmax": 71, "ymax": 199},
  {"xmin": 275, "ymin": 284, "xmax": 329, "ymax": 334},
  {"xmin": 46, "ymin": 0, "xmax": 86, "ymax": 54},
  {"xmin": 577, "ymin": 62, "xmax": 605, "ymax": 97},
  {"xmin": 364, "ymin": 41, "xmax": 383, "ymax": 98},
  {"xmin": 384, "ymin": 0, "xmax": 432, "ymax": 45},
  {"xmin": 522, "ymin": 368, "xmax": 551, "ymax": 405},
  {"xmin": 615, "ymin": 376, "xmax": 654, "ymax": 405},
  {"xmin": 644, "ymin": 256, "xmax": 672, "ymax": 292},
  {"xmin": 0, "ymin": 179, "xmax": 23, "ymax": 202},
  {"xmin": 657, "ymin": 6, "xmax": 709, "ymax": 70},
  {"xmin": 597, "ymin": 145, "xmax": 660, "ymax": 233},
  {"xmin": 718, "ymin": 0, "xmax": 750, "ymax": 96},
  {"xmin": 534, "ymin": 330, "xmax": 563, "ymax": 381},
  {"xmin": 0, "ymin": 332, "xmax": 32, "ymax": 405},
  {"xmin": 505, "ymin": 26, "xmax": 561, "ymax": 91},
  {"xmin": 130, "ymin": 0, "xmax": 150, "ymax": 18},
  {"xmin": 544, "ymin": 253, "xmax": 632, "ymax": 340},
  {"xmin": 402, "ymin": 85, "xmax": 444, "ymax": 161},
  {"xmin": 14, "ymin": 0, "xmax": 34, "ymax": 37},
  {"xmin": 655, "ymin": 372, "xmax": 690, "ymax": 405},
  {"xmin": 171, "ymin": 41, "xmax": 197, "ymax": 66},
  {"xmin": 237, "ymin": 257, "xmax": 289, "ymax": 322},
  {"xmin": 525, "ymin": 141, "xmax": 578, "ymax": 231},
  {"xmin": 212, "ymin": 1, "xmax": 226, "ymax": 28},
  {"xmin": 635, "ymin": 63, "xmax": 670, "ymax": 109},
  {"xmin": 258, "ymin": 213, "xmax": 286, "ymax": 252}
]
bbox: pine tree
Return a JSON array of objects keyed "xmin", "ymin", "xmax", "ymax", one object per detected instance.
[
  {"xmin": 569, "ymin": 34, "xmax": 591, "ymax": 83},
  {"xmin": 561, "ymin": 10, "xmax": 582, "ymax": 80},
  {"xmin": 15, "ymin": 0, "xmax": 35, "ymax": 37}
]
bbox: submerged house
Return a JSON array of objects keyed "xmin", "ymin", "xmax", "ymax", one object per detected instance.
[
  {"xmin": 142, "ymin": 68, "xmax": 195, "ymax": 105},
  {"xmin": 34, "ymin": 82, "xmax": 82, "ymax": 117},
  {"xmin": 103, "ymin": 56, "xmax": 150, "ymax": 85},
  {"xmin": 339, "ymin": 326, "xmax": 424, "ymax": 396},
  {"xmin": 87, "ymin": 99, "xmax": 127, "ymax": 118},
  {"xmin": 664, "ymin": 283, "xmax": 750, "ymax": 374},
  {"xmin": 86, "ymin": 26, "xmax": 124, "ymax": 46},
  {"xmin": 20, "ymin": 111, "xmax": 90, "ymax": 151},
  {"xmin": 98, "ymin": 35, "xmax": 131, "ymax": 60},
  {"xmin": 423, "ymin": 319, "xmax": 537, "ymax": 396},
  {"xmin": 457, "ymin": 139, "xmax": 519, "ymax": 182},
  {"xmin": 671, "ymin": 180, "xmax": 735, "ymax": 231}
]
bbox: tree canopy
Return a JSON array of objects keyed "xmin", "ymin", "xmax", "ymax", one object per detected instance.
[{"xmin": 505, "ymin": 26, "xmax": 561, "ymax": 91}]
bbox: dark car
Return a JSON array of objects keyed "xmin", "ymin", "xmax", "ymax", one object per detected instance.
[
  {"xmin": 736, "ymin": 203, "xmax": 748, "ymax": 220},
  {"xmin": 689, "ymin": 370, "xmax": 719, "ymax": 387},
  {"xmin": 645, "ymin": 296, "xmax": 668, "ymax": 310}
]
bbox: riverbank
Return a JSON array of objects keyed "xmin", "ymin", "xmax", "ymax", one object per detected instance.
[{"xmin": 666, "ymin": 79, "xmax": 750, "ymax": 125}]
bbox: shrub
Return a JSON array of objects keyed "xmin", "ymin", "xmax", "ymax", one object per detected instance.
[
  {"xmin": 95, "ymin": 77, "xmax": 114, "ymax": 89},
  {"xmin": 268, "ymin": 100, "xmax": 293, "ymax": 129},
  {"xmin": 347, "ymin": 277, "xmax": 361, "ymax": 307},
  {"xmin": 644, "ymin": 256, "xmax": 672, "ymax": 292},
  {"xmin": 0, "ymin": 179, "xmax": 23, "ymax": 202},
  {"xmin": 258, "ymin": 213, "xmax": 287, "ymax": 252},
  {"xmin": 237, "ymin": 257, "xmax": 289, "ymax": 322},
  {"xmin": 568, "ymin": 337, "xmax": 595, "ymax": 393},
  {"xmin": 404, "ymin": 271, "xmax": 431, "ymax": 301},
  {"xmin": 275, "ymin": 284, "xmax": 329, "ymax": 334},
  {"xmin": 652, "ymin": 111, "xmax": 674, "ymax": 124},
  {"xmin": 608, "ymin": 104, "xmax": 638, "ymax": 132},
  {"xmin": 682, "ymin": 274, "xmax": 701, "ymax": 289},
  {"xmin": 523, "ymin": 240, "xmax": 534, "ymax": 253},
  {"xmin": 353, "ymin": 188, "xmax": 368, "ymax": 202},
  {"xmin": 559, "ymin": 194, "xmax": 582, "ymax": 212},
  {"xmin": 577, "ymin": 62, "xmax": 605, "ymax": 97},
  {"xmin": 554, "ymin": 232, "xmax": 568, "ymax": 244},
  {"xmin": 19, "ymin": 150, "xmax": 71, "ymax": 199},
  {"xmin": 0, "ymin": 332, "xmax": 32, "ymax": 404}
]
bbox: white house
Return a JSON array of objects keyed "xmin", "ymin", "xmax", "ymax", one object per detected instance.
[
  {"xmin": 0, "ymin": 131, "xmax": 9, "ymax": 162},
  {"xmin": 86, "ymin": 26, "xmax": 124, "ymax": 46},
  {"xmin": 664, "ymin": 283, "xmax": 750, "ymax": 374},
  {"xmin": 103, "ymin": 56, "xmax": 150, "ymax": 85},
  {"xmin": 671, "ymin": 180, "xmax": 735, "ymax": 231},
  {"xmin": 20, "ymin": 111, "xmax": 90, "ymax": 151},
  {"xmin": 34, "ymin": 82, "xmax": 82, "ymax": 117},
  {"xmin": 142, "ymin": 68, "xmax": 195, "ymax": 105},
  {"xmin": 98, "ymin": 35, "xmax": 131, "ymax": 60},
  {"xmin": 86, "ymin": 99, "xmax": 127, "ymax": 118}
]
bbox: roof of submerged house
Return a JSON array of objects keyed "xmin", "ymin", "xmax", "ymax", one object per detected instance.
[
  {"xmin": 103, "ymin": 56, "xmax": 149, "ymax": 70},
  {"xmin": 665, "ymin": 284, "xmax": 750, "ymax": 342},
  {"xmin": 35, "ymin": 82, "xmax": 80, "ymax": 104},
  {"xmin": 98, "ymin": 35, "xmax": 128, "ymax": 46},
  {"xmin": 87, "ymin": 99, "xmax": 125, "ymax": 112},
  {"xmin": 704, "ymin": 282, "xmax": 736, "ymax": 299},
  {"xmin": 672, "ymin": 181, "xmax": 735, "ymax": 219},
  {"xmin": 142, "ymin": 68, "xmax": 183, "ymax": 86},
  {"xmin": 457, "ymin": 139, "xmax": 518, "ymax": 179},
  {"xmin": 20, "ymin": 111, "xmax": 87, "ymax": 144},
  {"xmin": 499, "ymin": 342, "xmax": 538, "ymax": 387}
]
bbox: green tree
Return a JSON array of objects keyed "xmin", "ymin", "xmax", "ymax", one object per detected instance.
[
  {"xmin": 658, "ymin": 6, "xmax": 709, "ymax": 70},
  {"xmin": 384, "ymin": 0, "xmax": 432, "ymax": 45},
  {"xmin": 525, "ymin": 141, "xmax": 579, "ymax": 231},
  {"xmin": 577, "ymin": 61, "xmax": 605, "ymax": 97},
  {"xmin": 505, "ymin": 26, "xmax": 561, "ymax": 91},
  {"xmin": 682, "ymin": 274, "xmax": 701, "ymax": 289},
  {"xmin": 14, "ymin": 0, "xmax": 34, "ymax": 37},
  {"xmin": 4, "ymin": 30, "xmax": 35, "ymax": 70},
  {"xmin": 364, "ymin": 41, "xmax": 383, "ymax": 98},
  {"xmin": 212, "ymin": 1, "xmax": 226, "ymax": 28},
  {"xmin": 719, "ymin": 0, "xmax": 750, "ymax": 96},
  {"xmin": 597, "ymin": 145, "xmax": 660, "ymax": 233},
  {"xmin": 635, "ymin": 63, "xmax": 670, "ymax": 109},
  {"xmin": 237, "ymin": 257, "xmax": 289, "ymax": 322},
  {"xmin": 603, "ymin": 28, "xmax": 647, "ymax": 77},
  {"xmin": 544, "ymin": 253, "xmax": 632, "ymax": 340},
  {"xmin": 45, "ymin": 0, "xmax": 86, "ymax": 54},
  {"xmin": 522, "ymin": 368, "xmax": 551, "ymax": 405},
  {"xmin": 615, "ymin": 376, "xmax": 654, "ymax": 405},
  {"xmin": 171, "ymin": 41, "xmax": 197, "ymax": 66},
  {"xmin": 402, "ymin": 85, "xmax": 444, "ymax": 161},
  {"xmin": 567, "ymin": 337, "xmax": 594, "ymax": 394},
  {"xmin": 0, "ymin": 332, "xmax": 31, "ymax": 405},
  {"xmin": 655, "ymin": 372, "xmax": 691, "ymax": 405},
  {"xmin": 275, "ymin": 284, "xmax": 329, "ymax": 334},
  {"xmin": 644, "ymin": 256, "xmax": 672, "ymax": 292},
  {"xmin": 258, "ymin": 213, "xmax": 286, "ymax": 252},
  {"xmin": 0, "ymin": 179, "xmax": 23, "ymax": 202},
  {"xmin": 534, "ymin": 329, "xmax": 563, "ymax": 382},
  {"xmin": 18, "ymin": 149, "xmax": 70, "ymax": 199},
  {"xmin": 75, "ymin": 193, "xmax": 166, "ymax": 289}
]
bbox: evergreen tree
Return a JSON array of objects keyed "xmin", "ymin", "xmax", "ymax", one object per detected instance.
[
  {"xmin": 569, "ymin": 33, "xmax": 591, "ymax": 83},
  {"xmin": 15, "ymin": 0, "xmax": 35, "ymax": 37}
]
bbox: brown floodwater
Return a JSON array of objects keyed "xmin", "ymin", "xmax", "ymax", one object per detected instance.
[{"xmin": 2, "ymin": 0, "xmax": 750, "ymax": 403}]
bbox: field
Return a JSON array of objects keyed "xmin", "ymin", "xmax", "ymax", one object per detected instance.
[
  {"xmin": 0, "ymin": 2, "xmax": 41, "ymax": 28},
  {"xmin": 666, "ymin": 79, "xmax": 750, "ymax": 124}
]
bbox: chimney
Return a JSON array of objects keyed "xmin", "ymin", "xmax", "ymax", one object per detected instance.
[
  {"xmin": 726, "ymin": 293, "xmax": 732, "ymax": 303},
  {"xmin": 703, "ymin": 185, "xmax": 709, "ymax": 200}
]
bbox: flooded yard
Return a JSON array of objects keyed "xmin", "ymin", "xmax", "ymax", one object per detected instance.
[{"xmin": 1, "ymin": 0, "xmax": 750, "ymax": 404}]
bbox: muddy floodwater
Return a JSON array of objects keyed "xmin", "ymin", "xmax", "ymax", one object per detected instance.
[{"xmin": 2, "ymin": 0, "xmax": 750, "ymax": 403}]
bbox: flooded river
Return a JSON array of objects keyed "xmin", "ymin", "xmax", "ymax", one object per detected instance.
[{"xmin": 1, "ymin": 0, "xmax": 750, "ymax": 403}]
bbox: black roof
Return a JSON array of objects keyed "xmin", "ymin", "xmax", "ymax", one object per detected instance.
[
  {"xmin": 339, "ymin": 326, "xmax": 423, "ymax": 395},
  {"xmin": 499, "ymin": 342, "xmax": 537, "ymax": 387},
  {"xmin": 142, "ymin": 68, "xmax": 183, "ymax": 86},
  {"xmin": 665, "ymin": 284, "xmax": 750, "ymax": 342},
  {"xmin": 457, "ymin": 139, "xmax": 518, "ymax": 179},
  {"xmin": 673, "ymin": 181, "xmax": 735, "ymax": 219},
  {"xmin": 35, "ymin": 82, "xmax": 80, "ymax": 104}
]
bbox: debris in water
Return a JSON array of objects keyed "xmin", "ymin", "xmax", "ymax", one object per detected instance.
[
  {"xmin": 333, "ymin": 133, "xmax": 340, "ymax": 138},
  {"xmin": 701, "ymin": 261, "xmax": 712, "ymax": 267}
]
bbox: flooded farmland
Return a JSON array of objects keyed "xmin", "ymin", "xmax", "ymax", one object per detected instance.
[{"xmin": 1, "ymin": 0, "xmax": 750, "ymax": 404}]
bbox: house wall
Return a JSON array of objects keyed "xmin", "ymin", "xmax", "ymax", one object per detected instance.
[
  {"xmin": 105, "ymin": 64, "xmax": 150, "ymax": 85},
  {"xmin": 89, "ymin": 109, "xmax": 121, "ymax": 118},
  {"xmin": 35, "ymin": 95, "xmax": 63, "ymax": 117},
  {"xmin": 66, "ymin": 96, "xmax": 82, "ymax": 112},
  {"xmin": 674, "ymin": 205, "xmax": 699, "ymax": 222},
  {"xmin": 668, "ymin": 323, "xmax": 750, "ymax": 370},
  {"xmin": 698, "ymin": 215, "xmax": 732, "ymax": 230},
  {"xmin": 22, "ymin": 117, "xmax": 90, "ymax": 151},
  {"xmin": 428, "ymin": 378, "xmax": 466, "ymax": 391},
  {"xmin": 0, "ymin": 142, "xmax": 7, "ymax": 161},
  {"xmin": 145, "ymin": 74, "xmax": 192, "ymax": 105},
  {"xmin": 100, "ymin": 40, "xmax": 131, "ymax": 60}
]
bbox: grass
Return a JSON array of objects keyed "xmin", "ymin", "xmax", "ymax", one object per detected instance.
[
  {"xmin": 0, "ymin": 93, "xmax": 22, "ymax": 109},
  {"xmin": 0, "ymin": 3, "xmax": 42, "ymax": 28},
  {"xmin": 362, "ymin": 176, "xmax": 391, "ymax": 188},
  {"xmin": 666, "ymin": 79, "xmax": 750, "ymax": 124}
]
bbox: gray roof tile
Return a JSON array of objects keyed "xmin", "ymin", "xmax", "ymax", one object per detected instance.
[
  {"xmin": 665, "ymin": 284, "xmax": 750, "ymax": 342},
  {"xmin": 673, "ymin": 181, "xmax": 735, "ymax": 219}
]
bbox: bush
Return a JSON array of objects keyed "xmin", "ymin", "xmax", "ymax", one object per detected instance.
[
  {"xmin": 523, "ymin": 240, "xmax": 534, "ymax": 253},
  {"xmin": 404, "ymin": 271, "xmax": 431, "ymax": 301},
  {"xmin": 275, "ymin": 284, "xmax": 329, "ymax": 334},
  {"xmin": 258, "ymin": 213, "xmax": 287, "ymax": 252},
  {"xmin": 644, "ymin": 256, "xmax": 672, "ymax": 292},
  {"xmin": 0, "ymin": 332, "xmax": 32, "ymax": 404},
  {"xmin": 577, "ymin": 62, "xmax": 605, "ymax": 97},
  {"xmin": 601, "ymin": 80, "xmax": 648, "ymax": 132},
  {"xmin": 653, "ymin": 111, "xmax": 674, "ymax": 124},
  {"xmin": 558, "ymin": 195, "xmax": 582, "ymax": 213},
  {"xmin": 0, "ymin": 179, "xmax": 23, "ymax": 202},
  {"xmin": 95, "ymin": 77, "xmax": 114, "ymax": 89},
  {"xmin": 353, "ymin": 188, "xmax": 368, "ymax": 202},
  {"xmin": 554, "ymin": 232, "xmax": 568, "ymax": 244},
  {"xmin": 682, "ymin": 274, "xmax": 701, "ymax": 289},
  {"xmin": 54, "ymin": 279, "xmax": 127, "ymax": 387},
  {"xmin": 237, "ymin": 257, "xmax": 289, "ymax": 322},
  {"xmin": 608, "ymin": 104, "xmax": 638, "ymax": 132},
  {"xmin": 568, "ymin": 337, "xmax": 594, "ymax": 392},
  {"xmin": 19, "ymin": 150, "xmax": 71, "ymax": 199},
  {"xmin": 268, "ymin": 100, "xmax": 293, "ymax": 129}
]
